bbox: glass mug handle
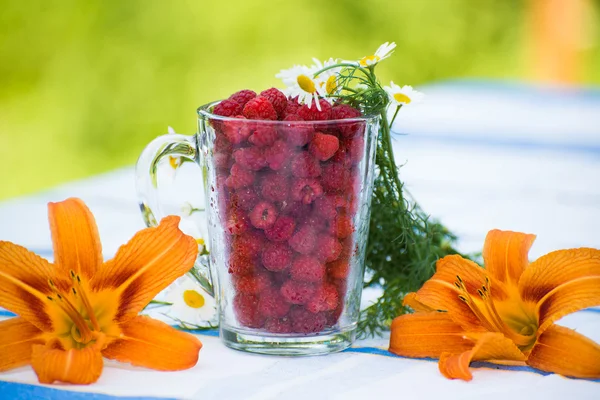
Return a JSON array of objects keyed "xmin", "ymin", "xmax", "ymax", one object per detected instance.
[{"xmin": 134, "ymin": 132, "xmax": 214, "ymax": 297}]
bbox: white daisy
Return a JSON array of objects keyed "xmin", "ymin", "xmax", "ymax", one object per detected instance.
[
  {"xmin": 383, "ymin": 81, "xmax": 424, "ymax": 106},
  {"xmin": 276, "ymin": 64, "xmax": 326, "ymax": 110},
  {"xmin": 163, "ymin": 274, "xmax": 216, "ymax": 326},
  {"xmin": 358, "ymin": 42, "xmax": 397, "ymax": 67},
  {"xmin": 312, "ymin": 57, "xmax": 342, "ymax": 98}
]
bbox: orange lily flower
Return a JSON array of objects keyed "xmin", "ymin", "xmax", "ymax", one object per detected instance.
[
  {"xmin": 389, "ymin": 229, "xmax": 600, "ymax": 381},
  {"xmin": 0, "ymin": 198, "xmax": 202, "ymax": 384}
]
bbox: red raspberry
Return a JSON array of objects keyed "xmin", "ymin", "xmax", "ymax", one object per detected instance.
[
  {"xmin": 214, "ymin": 152, "xmax": 232, "ymax": 171},
  {"xmin": 214, "ymin": 134, "xmax": 232, "ymax": 153},
  {"xmin": 264, "ymin": 140, "xmax": 293, "ymax": 171},
  {"xmin": 346, "ymin": 137, "xmax": 365, "ymax": 164},
  {"xmin": 221, "ymin": 116, "xmax": 253, "ymax": 145},
  {"xmin": 330, "ymin": 213, "xmax": 354, "ymax": 238},
  {"xmin": 309, "ymin": 132, "xmax": 339, "ymax": 161},
  {"xmin": 339, "ymin": 237, "xmax": 355, "ymax": 259},
  {"xmin": 290, "ymin": 307, "xmax": 327, "ymax": 333},
  {"xmin": 229, "ymin": 89, "xmax": 257, "ymax": 107},
  {"xmin": 330, "ymin": 139, "xmax": 352, "ymax": 169},
  {"xmin": 213, "ymin": 99, "xmax": 243, "ymax": 117},
  {"xmin": 281, "ymin": 201, "xmax": 311, "ymax": 219},
  {"xmin": 264, "ymin": 317, "xmax": 292, "ymax": 333},
  {"xmin": 248, "ymin": 125, "xmax": 279, "ymax": 147},
  {"xmin": 285, "ymin": 98, "xmax": 301, "ymax": 116},
  {"xmin": 327, "ymin": 258, "xmax": 350, "ymax": 279},
  {"xmin": 288, "ymin": 225, "xmax": 317, "ymax": 255},
  {"xmin": 231, "ymin": 187, "xmax": 259, "ymax": 211},
  {"xmin": 232, "ymin": 230, "xmax": 264, "ymax": 259},
  {"xmin": 261, "ymin": 242, "xmax": 293, "ymax": 272},
  {"xmin": 314, "ymin": 234, "xmax": 342, "ymax": 262},
  {"xmin": 233, "ymin": 272, "xmax": 272, "ymax": 294},
  {"xmin": 233, "ymin": 147, "xmax": 267, "ymax": 171},
  {"xmin": 228, "ymin": 253, "xmax": 254, "ymax": 276},
  {"xmin": 226, "ymin": 164, "xmax": 255, "ymax": 189},
  {"xmin": 331, "ymin": 104, "xmax": 363, "ymax": 137},
  {"xmin": 306, "ymin": 283, "xmax": 339, "ymax": 313},
  {"xmin": 298, "ymin": 99, "xmax": 332, "ymax": 121},
  {"xmin": 321, "ymin": 163, "xmax": 350, "ymax": 192},
  {"xmin": 313, "ymin": 196, "xmax": 337, "ymax": 220},
  {"xmin": 249, "ymin": 201, "xmax": 278, "ymax": 230},
  {"xmin": 233, "ymin": 293, "xmax": 264, "ymax": 328},
  {"xmin": 243, "ymin": 97, "xmax": 278, "ymax": 120},
  {"xmin": 331, "ymin": 104, "xmax": 361, "ymax": 120},
  {"xmin": 291, "ymin": 178, "xmax": 323, "ymax": 204},
  {"xmin": 290, "ymin": 255, "xmax": 325, "ymax": 282},
  {"xmin": 260, "ymin": 172, "xmax": 289, "ymax": 202},
  {"xmin": 258, "ymin": 287, "xmax": 291, "ymax": 318},
  {"xmin": 280, "ymin": 280, "xmax": 317, "ymax": 305},
  {"xmin": 225, "ymin": 209, "xmax": 250, "ymax": 235},
  {"xmin": 280, "ymin": 115, "xmax": 313, "ymax": 147},
  {"xmin": 300, "ymin": 212, "xmax": 328, "ymax": 233},
  {"xmin": 259, "ymin": 88, "xmax": 288, "ymax": 117},
  {"xmin": 264, "ymin": 215, "xmax": 296, "ymax": 242},
  {"xmin": 291, "ymin": 152, "xmax": 321, "ymax": 178}
]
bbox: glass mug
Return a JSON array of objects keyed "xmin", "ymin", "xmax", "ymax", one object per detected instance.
[{"xmin": 136, "ymin": 101, "xmax": 379, "ymax": 355}]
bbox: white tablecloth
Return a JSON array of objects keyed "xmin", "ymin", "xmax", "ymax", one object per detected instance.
[{"xmin": 1, "ymin": 81, "xmax": 599, "ymax": 399}]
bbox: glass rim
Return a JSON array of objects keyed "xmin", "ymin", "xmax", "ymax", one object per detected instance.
[{"xmin": 197, "ymin": 100, "xmax": 379, "ymax": 124}]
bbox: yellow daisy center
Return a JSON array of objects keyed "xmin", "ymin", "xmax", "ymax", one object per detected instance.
[
  {"xmin": 359, "ymin": 55, "xmax": 380, "ymax": 67},
  {"xmin": 183, "ymin": 290, "xmax": 205, "ymax": 308},
  {"xmin": 297, "ymin": 74, "xmax": 316, "ymax": 94},
  {"xmin": 325, "ymin": 76, "xmax": 337, "ymax": 94},
  {"xmin": 393, "ymin": 93, "xmax": 412, "ymax": 104},
  {"xmin": 169, "ymin": 156, "xmax": 180, "ymax": 169}
]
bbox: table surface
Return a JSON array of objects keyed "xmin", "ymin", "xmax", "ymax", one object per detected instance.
[{"xmin": 1, "ymin": 80, "xmax": 599, "ymax": 399}]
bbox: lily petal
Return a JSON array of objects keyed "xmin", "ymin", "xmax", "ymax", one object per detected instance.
[
  {"xmin": 439, "ymin": 332, "xmax": 526, "ymax": 381},
  {"xmin": 527, "ymin": 324, "xmax": 600, "ymax": 379},
  {"xmin": 31, "ymin": 341, "xmax": 104, "ymax": 384},
  {"xmin": 403, "ymin": 292, "xmax": 437, "ymax": 312},
  {"xmin": 519, "ymin": 248, "xmax": 600, "ymax": 334},
  {"xmin": 0, "ymin": 242, "xmax": 63, "ymax": 332},
  {"xmin": 91, "ymin": 216, "xmax": 198, "ymax": 322},
  {"xmin": 48, "ymin": 198, "xmax": 103, "ymax": 280},
  {"xmin": 483, "ymin": 230, "xmax": 536, "ymax": 286},
  {"xmin": 389, "ymin": 312, "xmax": 473, "ymax": 358},
  {"xmin": 0, "ymin": 317, "xmax": 45, "ymax": 371},
  {"xmin": 102, "ymin": 315, "xmax": 202, "ymax": 371}
]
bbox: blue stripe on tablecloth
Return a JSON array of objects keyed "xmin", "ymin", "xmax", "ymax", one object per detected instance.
[{"xmin": 0, "ymin": 381, "xmax": 176, "ymax": 400}]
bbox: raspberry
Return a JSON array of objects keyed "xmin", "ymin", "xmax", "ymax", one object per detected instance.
[
  {"xmin": 264, "ymin": 317, "xmax": 292, "ymax": 333},
  {"xmin": 313, "ymin": 196, "xmax": 337, "ymax": 220},
  {"xmin": 233, "ymin": 272, "xmax": 272, "ymax": 294},
  {"xmin": 231, "ymin": 187, "xmax": 259, "ymax": 211},
  {"xmin": 309, "ymin": 132, "xmax": 339, "ymax": 161},
  {"xmin": 331, "ymin": 104, "xmax": 361, "ymax": 120},
  {"xmin": 228, "ymin": 253, "xmax": 254, "ymax": 276},
  {"xmin": 232, "ymin": 230, "xmax": 264, "ymax": 259},
  {"xmin": 243, "ymin": 97, "xmax": 278, "ymax": 120},
  {"xmin": 331, "ymin": 104, "xmax": 363, "ymax": 137},
  {"xmin": 249, "ymin": 201, "xmax": 278, "ymax": 230},
  {"xmin": 281, "ymin": 201, "xmax": 311, "ymax": 219},
  {"xmin": 288, "ymin": 225, "xmax": 317, "ymax": 255},
  {"xmin": 327, "ymin": 258, "xmax": 350, "ymax": 279},
  {"xmin": 291, "ymin": 178, "xmax": 323, "ymax": 204},
  {"xmin": 330, "ymin": 139, "xmax": 352, "ymax": 169},
  {"xmin": 260, "ymin": 172, "xmax": 289, "ymax": 202},
  {"xmin": 226, "ymin": 163, "xmax": 255, "ymax": 189},
  {"xmin": 214, "ymin": 152, "xmax": 232, "ymax": 171},
  {"xmin": 233, "ymin": 147, "xmax": 267, "ymax": 171},
  {"xmin": 306, "ymin": 283, "xmax": 339, "ymax": 313},
  {"xmin": 314, "ymin": 234, "xmax": 342, "ymax": 262},
  {"xmin": 221, "ymin": 116, "xmax": 253, "ymax": 145},
  {"xmin": 229, "ymin": 89, "xmax": 257, "ymax": 107},
  {"xmin": 280, "ymin": 280, "xmax": 316, "ymax": 305},
  {"xmin": 214, "ymin": 134, "xmax": 232, "ymax": 153},
  {"xmin": 300, "ymin": 212, "xmax": 328, "ymax": 233},
  {"xmin": 280, "ymin": 115, "xmax": 313, "ymax": 147},
  {"xmin": 330, "ymin": 213, "xmax": 354, "ymax": 239},
  {"xmin": 233, "ymin": 293, "xmax": 264, "ymax": 328},
  {"xmin": 346, "ymin": 137, "xmax": 365, "ymax": 164},
  {"xmin": 321, "ymin": 163, "xmax": 350, "ymax": 192},
  {"xmin": 248, "ymin": 125, "xmax": 279, "ymax": 147},
  {"xmin": 290, "ymin": 307, "xmax": 327, "ymax": 333},
  {"xmin": 213, "ymin": 99, "xmax": 243, "ymax": 117},
  {"xmin": 291, "ymin": 152, "xmax": 321, "ymax": 178},
  {"xmin": 259, "ymin": 88, "xmax": 288, "ymax": 117},
  {"xmin": 264, "ymin": 215, "xmax": 296, "ymax": 242},
  {"xmin": 225, "ymin": 209, "xmax": 250, "ymax": 235},
  {"xmin": 325, "ymin": 305, "xmax": 343, "ymax": 327},
  {"xmin": 298, "ymin": 99, "xmax": 332, "ymax": 121},
  {"xmin": 264, "ymin": 140, "xmax": 293, "ymax": 171},
  {"xmin": 258, "ymin": 287, "xmax": 291, "ymax": 318},
  {"xmin": 285, "ymin": 98, "xmax": 301, "ymax": 116},
  {"xmin": 261, "ymin": 242, "xmax": 293, "ymax": 272},
  {"xmin": 290, "ymin": 255, "xmax": 325, "ymax": 282}
]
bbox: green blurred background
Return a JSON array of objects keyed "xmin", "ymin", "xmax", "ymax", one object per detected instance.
[{"xmin": 1, "ymin": 0, "xmax": 599, "ymax": 199}]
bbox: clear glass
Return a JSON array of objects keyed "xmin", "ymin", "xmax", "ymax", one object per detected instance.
[{"xmin": 136, "ymin": 101, "xmax": 379, "ymax": 355}]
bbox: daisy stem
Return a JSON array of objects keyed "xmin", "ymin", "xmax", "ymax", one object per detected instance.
[
  {"xmin": 389, "ymin": 105, "xmax": 402, "ymax": 128},
  {"xmin": 313, "ymin": 63, "xmax": 370, "ymax": 78}
]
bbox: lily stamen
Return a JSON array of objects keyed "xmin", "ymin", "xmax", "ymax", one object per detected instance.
[
  {"xmin": 70, "ymin": 270, "xmax": 100, "ymax": 331},
  {"xmin": 53, "ymin": 292, "xmax": 94, "ymax": 343}
]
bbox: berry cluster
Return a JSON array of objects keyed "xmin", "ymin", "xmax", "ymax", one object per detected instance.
[{"xmin": 212, "ymin": 88, "xmax": 364, "ymax": 334}]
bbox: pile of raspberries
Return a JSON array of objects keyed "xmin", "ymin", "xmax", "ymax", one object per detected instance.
[{"xmin": 211, "ymin": 88, "xmax": 365, "ymax": 334}]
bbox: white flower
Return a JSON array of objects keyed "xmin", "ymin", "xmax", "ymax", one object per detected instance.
[
  {"xmin": 312, "ymin": 57, "xmax": 342, "ymax": 98},
  {"xmin": 383, "ymin": 81, "xmax": 424, "ymax": 106},
  {"xmin": 358, "ymin": 42, "xmax": 396, "ymax": 67},
  {"xmin": 276, "ymin": 64, "xmax": 326, "ymax": 110},
  {"xmin": 163, "ymin": 274, "xmax": 216, "ymax": 325}
]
